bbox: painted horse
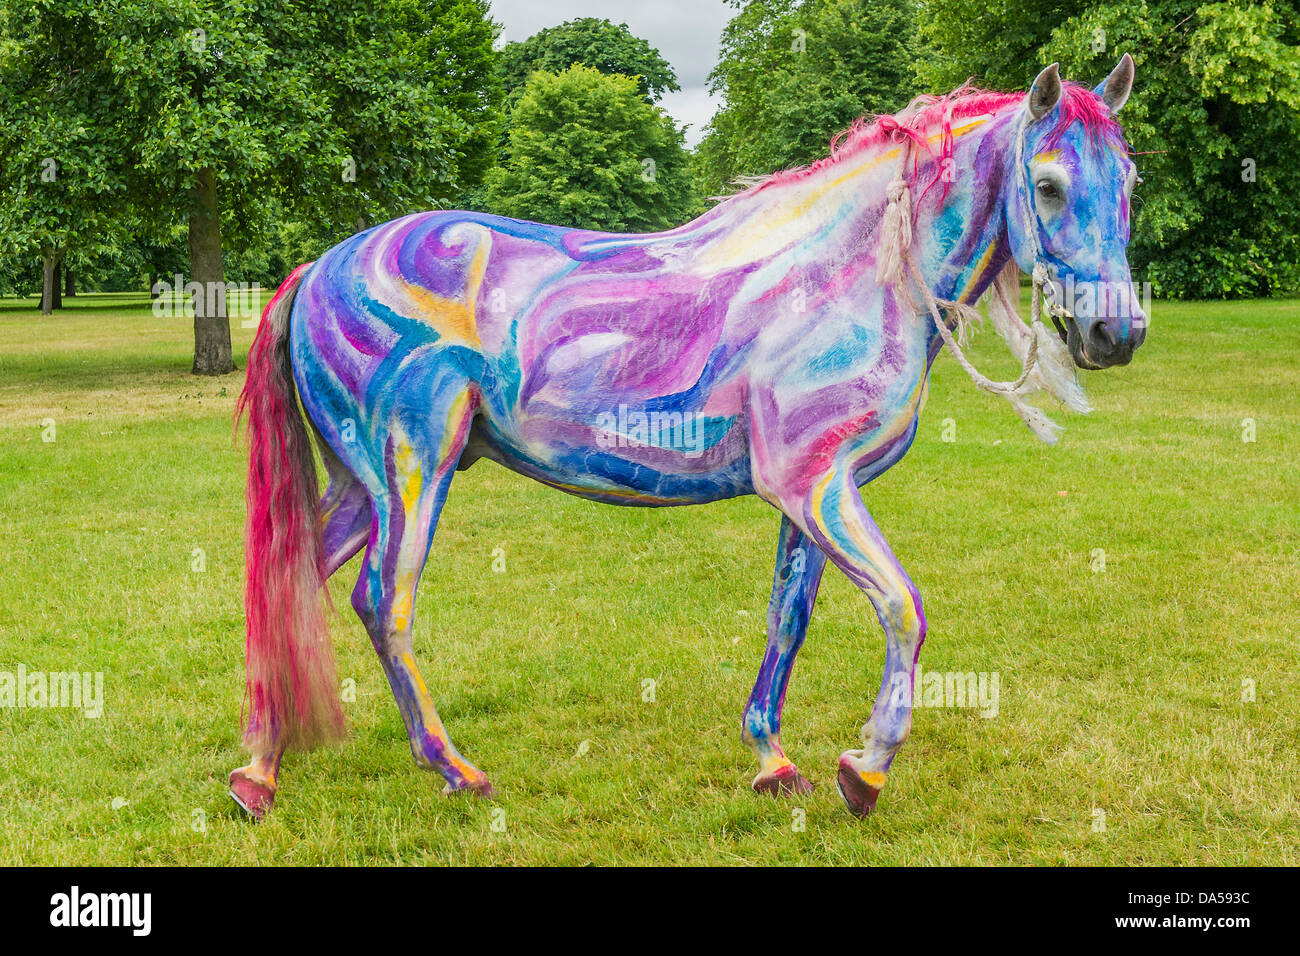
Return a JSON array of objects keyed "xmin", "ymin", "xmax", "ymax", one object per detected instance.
[{"xmin": 230, "ymin": 57, "xmax": 1145, "ymax": 820}]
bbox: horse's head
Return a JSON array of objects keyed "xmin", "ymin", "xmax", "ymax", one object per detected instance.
[{"xmin": 1006, "ymin": 55, "xmax": 1144, "ymax": 369}]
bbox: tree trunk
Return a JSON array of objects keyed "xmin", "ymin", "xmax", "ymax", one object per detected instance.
[
  {"xmin": 189, "ymin": 166, "xmax": 234, "ymax": 374},
  {"xmin": 64, "ymin": 268, "xmax": 75, "ymax": 298},
  {"xmin": 51, "ymin": 262, "xmax": 63, "ymax": 310},
  {"xmin": 40, "ymin": 256, "xmax": 54, "ymax": 315},
  {"xmin": 40, "ymin": 250, "xmax": 63, "ymax": 315}
]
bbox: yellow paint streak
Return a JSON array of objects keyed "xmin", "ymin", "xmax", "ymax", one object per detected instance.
[
  {"xmin": 859, "ymin": 770, "xmax": 887, "ymax": 789},
  {"xmin": 958, "ymin": 241, "xmax": 998, "ymax": 302},
  {"xmin": 697, "ymin": 148, "xmax": 899, "ymax": 268},
  {"xmin": 390, "ymin": 435, "xmax": 423, "ymax": 633},
  {"xmin": 401, "ymin": 651, "xmax": 478, "ymax": 777},
  {"xmin": 759, "ymin": 753, "xmax": 795, "ymax": 776},
  {"xmin": 401, "ymin": 233, "xmax": 489, "ymax": 347},
  {"xmin": 810, "ymin": 469, "xmax": 919, "ymax": 636},
  {"xmin": 931, "ymin": 114, "xmax": 991, "ymax": 143},
  {"xmin": 402, "ymin": 652, "xmax": 443, "ymax": 732},
  {"xmin": 810, "ymin": 470, "xmax": 834, "ymax": 520},
  {"xmin": 394, "ymin": 437, "xmax": 423, "ymax": 512},
  {"xmin": 392, "ymin": 582, "xmax": 413, "ymax": 633}
]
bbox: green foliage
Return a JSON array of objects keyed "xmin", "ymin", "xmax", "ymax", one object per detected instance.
[
  {"xmin": 7, "ymin": 0, "xmax": 1297, "ymax": 299},
  {"xmin": 0, "ymin": 1, "xmax": 133, "ymax": 273},
  {"xmin": 914, "ymin": 0, "xmax": 1077, "ymax": 91},
  {"xmin": 104, "ymin": 0, "xmax": 502, "ymax": 245},
  {"xmin": 497, "ymin": 17, "xmax": 679, "ymax": 103},
  {"xmin": 484, "ymin": 65, "xmax": 691, "ymax": 232},
  {"xmin": 695, "ymin": 0, "xmax": 919, "ymax": 198},
  {"xmin": 919, "ymin": 0, "xmax": 1300, "ymax": 298},
  {"xmin": 474, "ymin": 17, "xmax": 692, "ymax": 223},
  {"xmin": 0, "ymin": 0, "xmax": 503, "ymax": 288}
]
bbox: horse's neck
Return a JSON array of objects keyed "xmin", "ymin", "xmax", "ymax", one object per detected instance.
[
  {"xmin": 741, "ymin": 110, "xmax": 1018, "ymax": 314},
  {"xmin": 910, "ymin": 115, "xmax": 1019, "ymax": 308}
]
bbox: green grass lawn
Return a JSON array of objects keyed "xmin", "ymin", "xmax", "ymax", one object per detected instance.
[{"xmin": 0, "ymin": 289, "xmax": 1296, "ymax": 865}]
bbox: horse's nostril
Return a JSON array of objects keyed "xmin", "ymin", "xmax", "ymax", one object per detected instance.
[{"xmin": 1089, "ymin": 319, "xmax": 1116, "ymax": 352}]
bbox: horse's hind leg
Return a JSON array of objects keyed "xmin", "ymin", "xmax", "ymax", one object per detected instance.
[
  {"xmin": 783, "ymin": 467, "xmax": 926, "ymax": 817},
  {"xmin": 744, "ymin": 515, "xmax": 827, "ymax": 796},
  {"xmin": 352, "ymin": 379, "xmax": 494, "ymax": 796},
  {"xmin": 318, "ymin": 437, "xmax": 371, "ymax": 576},
  {"xmin": 229, "ymin": 748, "xmax": 283, "ymax": 820}
]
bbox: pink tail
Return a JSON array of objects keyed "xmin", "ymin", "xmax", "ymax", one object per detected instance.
[{"xmin": 235, "ymin": 263, "xmax": 345, "ymax": 752}]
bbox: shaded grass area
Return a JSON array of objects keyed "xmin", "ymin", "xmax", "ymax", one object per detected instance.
[{"xmin": 0, "ymin": 291, "xmax": 1296, "ymax": 865}]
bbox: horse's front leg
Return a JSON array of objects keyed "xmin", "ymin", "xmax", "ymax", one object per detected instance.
[
  {"xmin": 744, "ymin": 515, "xmax": 827, "ymax": 796},
  {"xmin": 782, "ymin": 466, "xmax": 927, "ymax": 817}
]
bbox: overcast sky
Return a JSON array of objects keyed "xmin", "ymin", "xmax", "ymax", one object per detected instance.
[{"xmin": 487, "ymin": 0, "xmax": 735, "ymax": 148}]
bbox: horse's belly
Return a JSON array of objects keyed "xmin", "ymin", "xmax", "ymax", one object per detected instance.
[{"xmin": 464, "ymin": 416, "xmax": 754, "ymax": 507}]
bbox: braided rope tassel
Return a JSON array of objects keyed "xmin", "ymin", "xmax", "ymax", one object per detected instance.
[{"xmin": 874, "ymin": 176, "xmax": 912, "ymax": 289}]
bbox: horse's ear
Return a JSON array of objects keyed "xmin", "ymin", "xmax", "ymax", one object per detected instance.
[
  {"xmin": 1028, "ymin": 63, "xmax": 1062, "ymax": 121},
  {"xmin": 1093, "ymin": 53, "xmax": 1134, "ymax": 113}
]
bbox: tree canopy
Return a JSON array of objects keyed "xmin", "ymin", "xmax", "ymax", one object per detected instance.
[
  {"xmin": 0, "ymin": 0, "xmax": 502, "ymax": 369},
  {"xmin": 484, "ymin": 65, "xmax": 691, "ymax": 232},
  {"xmin": 2, "ymin": 0, "xmax": 1295, "ymax": 321},
  {"xmin": 497, "ymin": 17, "xmax": 680, "ymax": 103},
  {"xmin": 695, "ymin": 0, "xmax": 919, "ymax": 198},
  {"xmin": 0, "ymin": 0, "xmax": 133, "ymax": 312}
]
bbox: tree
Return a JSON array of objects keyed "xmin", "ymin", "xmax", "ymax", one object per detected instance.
[
  {"xmin": 498, "ymin": 18, "xmax": 679, "ymax": 104},
  {"xmin": 1, "ymin": 0, "xmax": 502, "ymax": 371},
  {"xmin": 465, "ymin": 16, "xmax": 684, "ymax": 215},
  {"xmin": 484, "ymin": 65, "xmax": 691, "ymax": 232},
  {"xmin": 918, "ymin": 0, "xmax": 1300, "ymax": 298},
  {"xmin": 0, "ymin": 1, "xmax": 133, "ymax": 315},
  {"xmin": 124, "ymin": 0, "xmax": 503, "ymax": 372},
  {"xmin": 695, "ymin": 0, "xmax": 920, "ymax": 198}
]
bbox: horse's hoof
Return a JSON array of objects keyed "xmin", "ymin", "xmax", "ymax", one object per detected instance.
[
  {"xmin": 444, "ymin": 777, "xmax": 496, "ymax": 799},
  {"xmin": 229, "ymin": 769, "xmax": 276, "ymax": 821},
  {"xmin": 752, "ymin": 764, "xmax": 815, "ymax": 796},
  {"xmin": 835, "ymin": 755, "xmax": 884, "ymax": 818}
]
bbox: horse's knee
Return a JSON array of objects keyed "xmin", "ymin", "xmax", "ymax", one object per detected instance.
[
  {"xmin": 349, "ymin": 579, "xmax": 402, "ymax": 654},
  {"xmin": 876, "ymin": 584, "xmax": 925, "ymax": 645},
  {"xmin": 350, "ymin": 581, "xmax": 375, "ymax": 629}
]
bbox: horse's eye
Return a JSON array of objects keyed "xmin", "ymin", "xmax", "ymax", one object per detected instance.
[{"xmin": 1037, "ymin": 181, "xmax": 1062, "ymax": 201}]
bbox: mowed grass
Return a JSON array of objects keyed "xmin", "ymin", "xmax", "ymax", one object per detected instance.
[{"xmin": 0, "ymin": 289, "xmax": 1296, "ymax": 866}]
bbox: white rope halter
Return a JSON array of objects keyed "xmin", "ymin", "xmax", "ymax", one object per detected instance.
[{"xmin": 876, "ymin": 107, "xmax": 1086, "ymax": 443}]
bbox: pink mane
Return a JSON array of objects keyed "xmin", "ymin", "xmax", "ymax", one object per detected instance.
[{"xmin": 746, "ymin": 81, "xmax": 1126, "ymax": 202}]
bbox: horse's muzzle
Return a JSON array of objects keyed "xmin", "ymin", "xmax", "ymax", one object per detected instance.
[{"xmin": 1066, "ymin": 314, "xmax": 1145, "ymax": 369}]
